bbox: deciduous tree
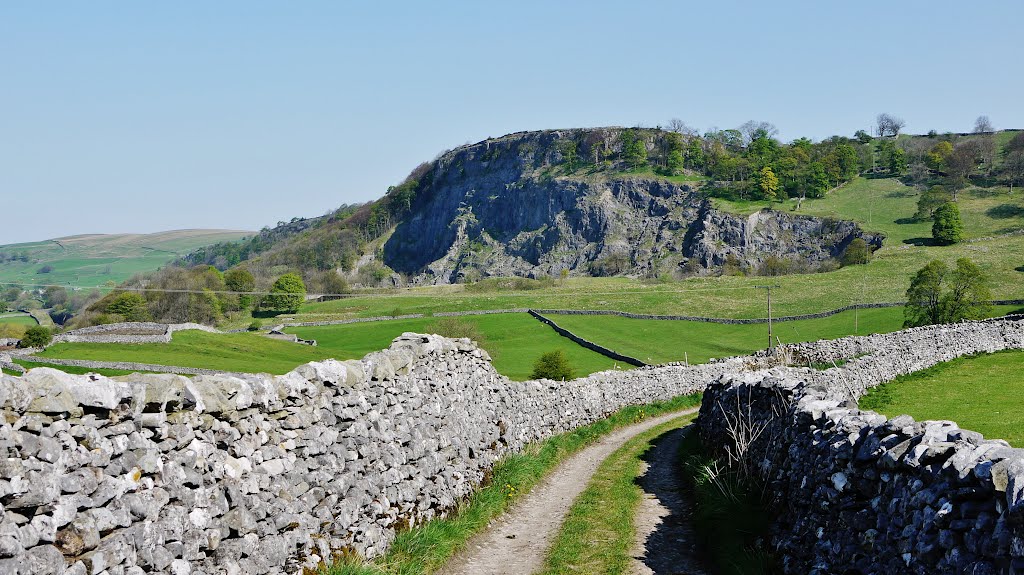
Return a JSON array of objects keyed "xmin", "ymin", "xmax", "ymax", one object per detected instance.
[
  {"xmin": 904, "ymin": 258, "xmax": 991, "ymax": 327},
  {"xmin": 261, "ymin": 273, "xmax": 306, "ymax": 314},
  {"xmin": 932, "ymin": 202, "xmax": 965, "ymax": 245}
]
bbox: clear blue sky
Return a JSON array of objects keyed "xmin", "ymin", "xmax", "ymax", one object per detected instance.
[{"xmin": 2, "ymin": 1, "xmax": 1021, "ymax": 244}]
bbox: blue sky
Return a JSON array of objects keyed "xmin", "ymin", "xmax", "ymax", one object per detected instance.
[{"xmin": 2, "ymin": 1, "xmax": 1021, "ymax": 244}]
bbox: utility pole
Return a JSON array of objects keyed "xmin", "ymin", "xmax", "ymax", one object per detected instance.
[{"xmin": 755, "ymin": 284, "xmax": 781, "ymax": 350}]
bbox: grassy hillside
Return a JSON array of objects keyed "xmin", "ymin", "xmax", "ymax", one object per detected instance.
[{"xmin": 0, "ymin": 229, "xmax": 252, "ymax": 288}]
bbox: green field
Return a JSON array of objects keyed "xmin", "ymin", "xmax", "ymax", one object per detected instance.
[
  {"xmin": 0, "ymin": 229, "xmax": 252, "ymax": 288},
  {"xmin": 859, "ymin": 350, "xmax": 1024, "ymax": 446},
  {"xmin": 546, "ymin": 306, "xmax": 1021, "ymax": 365},
  {"xmin": 35, "ymin": 331, "xmax": 329, "ymax": 375},
  {"xmin": 289, "ymin": 314, "xmax": 618, "ymax": 380},
  {"xmin": 0, "ymin": 313, "xmax": 38, "ymax": 326},
  {"xmin": 35, "ymin": 315, "xmax": 619, "ymax": 380}
]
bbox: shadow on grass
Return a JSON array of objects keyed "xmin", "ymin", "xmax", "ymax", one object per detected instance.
[
  {"xmin": 895, "ymin": 217, "xmax": 924, "ymax": 225},
  {"xmin": 902, "ymin": 237, "xmax": 936, "ymax": 246},
  {"xmin": 886, "ymin": 190, "xmax": 918, "ymax": 199},
  {"xmin": 1015, "ymin": 266, "xmax": 1024, "ymax": 273},
  {"xmin": 987, "ymin": 204, "xmax": 1024, "ymax": 219}
]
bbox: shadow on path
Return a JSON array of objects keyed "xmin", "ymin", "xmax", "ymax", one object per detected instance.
[{"xmin": 632, "ymin": 426, "xmax": 709, "ymax": 575}]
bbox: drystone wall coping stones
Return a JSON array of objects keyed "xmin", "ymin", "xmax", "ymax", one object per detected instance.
[{"xmin": 698, "ymin": 318, "xmax": 1024, "ymax": 574}]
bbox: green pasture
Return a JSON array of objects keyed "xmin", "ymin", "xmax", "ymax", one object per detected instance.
[
  {"xmin": 35, "ymin": 330, "xmax": 328, "ymax": 375},
  {"xmin": 859, "ymin": 350, "xmax": 1024, "ymax": 447},
  {"xmin": 289, "ymin": 314, "xmax": 620, "ymax": 380},
  {"xmin": 0, "ymin": 230, "xmax": 251, "ymax": 288},
  {"xmin": 36, "ymin": 315, "xmax": 620, "ymax": 380},
  {"xmin": 0, "ymin": 313, "xmax": 38, "ymax": 326},
  {"xmin": 546, "ymin": 305, "xmax": 1022, "ymax": 365}
]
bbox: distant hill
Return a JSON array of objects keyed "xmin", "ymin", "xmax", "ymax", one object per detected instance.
[{"xmin": 0, "ymin": 229, "xmax": 253, "ymax": 288}]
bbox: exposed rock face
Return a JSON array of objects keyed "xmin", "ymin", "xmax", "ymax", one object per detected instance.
[{"xmin": 382, "ymin": 129, "xmax": 882, "ymax": 284}]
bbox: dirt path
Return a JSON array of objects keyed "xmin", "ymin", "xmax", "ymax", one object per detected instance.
[
  {"xmin": 630, "ymin": 426, "xmax": 709, "ymax": 575},
  {"xmin": 439, "ymin": 407, "xmax": 700, "ymax": 575}
]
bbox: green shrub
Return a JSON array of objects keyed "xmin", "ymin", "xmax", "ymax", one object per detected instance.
[
  {"xmin": 260, "ymin": 273, "xmax": 306, "ymax": 314},
  {"xmin": 841, "ymin": 237, "xmax": 872, "ymax": 266},
  {"xmin": 530, "ymin": 349, "xmax": 575, "ymax": 380},
  {"xmin": 18, "ymin": 326, "xmax": 52, "ymax": 349},
  {"xmin": 247, "ymin": 319, "xmax": 263, "ymax": 332},
  {"xmin": 932, "ymin": 202, "xmax": 964, "ymax": 245}
]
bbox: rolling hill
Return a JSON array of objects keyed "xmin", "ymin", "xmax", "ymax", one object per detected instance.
[{"xmin": 0, "ymin": 229, "xmax": 253, "ymax": 288}]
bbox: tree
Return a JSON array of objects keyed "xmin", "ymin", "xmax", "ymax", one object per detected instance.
[
  {"xmin": 1004, "ymin": 150, "xmax": 1024, "ymax": 195},
  {"xmin": 757, "ymin": 166, "xmax": 780, "ymax": 200},
  {"xmin": 915, "ymin": 186, "xmax": 953, "ymax": 221},
  {"xmin": 261, "ymin": 273, "xmax": 306, "ymax": 314},
  {"xmin": 974, "ymin": 115, "xmax": 993, "ymax": 133},
  {"xmin": 667, "ymin": 118, "xmax": 695, "ymax": 135},
  {"xmin": 945, "ymin": 142, "xmax": 979, "ymax": 199},
  {"xmin": 876, "ymin": 113, "xmax": 905, "ymax": 138},
  {"xmin": 224, "ymin": 268, "xmax": 256, "ymax": 309},
  {"xmin": 841, "ymin": 237, "xmax": 871, "ymax": 266},
  {"xmin": 42, "ymin": 286, "xmax": 68, "ymax": 308},
  {"xmin": 932, "ymin": 202, "xmax": 965, "ymax": 245},
  {"xmin": 904, "ymin": 258, "xmax": 991, "ymax": 327},
  {"xmin": 18, "ymin": 326, "xmax": 52, "ymax": 349},
  {"xmin": 559, "ymin": 140, "xmax": 579, "ymax": 173},
  {"xmin": 738, "ymin": 120, "xmax": 778, "ymax": 145},
  {"xmin": 530, "ymin": 349, "xmax": 575, "ymax": 380},
  {"xmin": 854, "ymin": 130, "xmax": 873, "ymax": 144},
  {"xmin": 925, "ymin": 141, "xmax": 954, "ymax": 172},
  {"xmin": 106, "ymin": 292, "xmax": 150, "ymax": 322},
  {"xmin": 621, "ymin": 129, "xmax": 647, "ymax": 169}
]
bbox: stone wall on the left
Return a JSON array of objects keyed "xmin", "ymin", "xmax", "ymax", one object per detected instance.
[{"xmin": 0, "ymin": 333, "xmax": 733, "ymax": 575}]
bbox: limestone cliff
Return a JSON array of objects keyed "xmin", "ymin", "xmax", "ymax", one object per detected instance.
[{"xmin": 381, "ymin": 128, "xmax": 882, "ymax": 284}]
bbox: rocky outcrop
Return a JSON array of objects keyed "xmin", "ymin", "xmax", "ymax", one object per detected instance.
[{"xmin": 381, "ymin": 128, "xmax": 882, "ymax": 283}]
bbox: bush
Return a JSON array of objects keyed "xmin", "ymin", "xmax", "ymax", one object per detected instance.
[
  {"xmin": 530, "ymin": 349, "xmax": 575, "ymax": 381},
  {"xmin": 18, "ymin": 326, "xmax": 52, "ymax": 348},
  {"xmin": 247, "ymin": 319, "xmax": 263, "ymax": 332},
  {"xmin": 841, "ymin": 238, "xmax": 872, "ymax": 266},
  {"xmin": 260, "ymin": 273, "xmax": 306, "ymax": 314},
  {"xmin": 36, "ymin": 265, "xmax": 53, "ymax": 274},
  {"xmin": 932, "ymin": 202, "xmax": 965, "ymax": 245}
]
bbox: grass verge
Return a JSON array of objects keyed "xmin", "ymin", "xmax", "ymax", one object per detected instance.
[
  {"xmin": 679, "ymin": 432, "xmax": 776, "ymax": 574},
  {"xmin": 539, "ymin": 413, "xmax": 696, "ymax": 575},
  {"xmin": 858, "ymin": 349, "xmax": 1024, "ymax": 446},
  {"xmin": 327, "ymin": 393, "xmax": 702, "ymax": 575}
]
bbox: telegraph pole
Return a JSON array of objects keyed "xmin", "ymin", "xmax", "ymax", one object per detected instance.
[{"xmin": 755, "ymin": 284, "xmax": 781, "ymax": 350}]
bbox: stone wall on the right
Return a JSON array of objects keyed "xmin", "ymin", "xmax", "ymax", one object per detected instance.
[{"xmin": 699, "ymin": 317, "xmax": 1024, "ymax": 574}]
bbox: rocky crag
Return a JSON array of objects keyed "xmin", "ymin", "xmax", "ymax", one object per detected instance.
[{"xmin": 382, "ymin": 128, "xmax": 882, "ymax": 284}]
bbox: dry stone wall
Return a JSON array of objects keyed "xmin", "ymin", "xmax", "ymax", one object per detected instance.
[
  {"xmin": 699, "ymin": 318, "xmax": 1024, "ymax": 574},
  {"xmin": 53, "ymin": 324, "xmax": 222, "ymax": 346},
  {"xmin": 0, "ymin": 333, "xmax": 745, "ymax": 575}
]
